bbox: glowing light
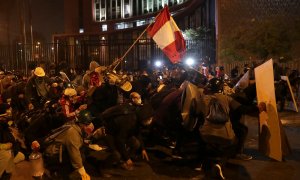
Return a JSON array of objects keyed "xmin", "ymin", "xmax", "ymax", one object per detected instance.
[
  {"xmin": 185, "ymin": 58, "xmax": 195, "ymax": 66},
  {"xmin": 155, "ymin": 60, "xmax": 162, "ymax": 67}
]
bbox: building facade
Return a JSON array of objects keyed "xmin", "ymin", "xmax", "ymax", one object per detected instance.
[{"xmin": 55, "ymin": 0, "xmax": 215, "ymax": 70}]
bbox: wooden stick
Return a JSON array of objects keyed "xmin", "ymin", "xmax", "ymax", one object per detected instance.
[{"xmin": 113, "ymin": 9, "xmax": 164, "ymax": 70}]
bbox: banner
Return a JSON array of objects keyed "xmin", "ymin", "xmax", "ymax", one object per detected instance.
[
  {"xmin": 234, "ymin": 70, "xmax": 249, "ymax": 90},
  {"xmin": 281, "ymin": 76, "xmax": 298, "ymax": 112},
  {"xmin": 255, "ymin": 59, "xmax": 282, "ymax": 161}
]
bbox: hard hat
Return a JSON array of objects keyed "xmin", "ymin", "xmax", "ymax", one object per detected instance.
[
  {"xmin": 77, "ymin": 110, "xmax": 95, "ymax": 125},
  {"xmin": 34, "ymin": 67, "xmax": 45, "ymax": 77},
  {"xmin": 120, "ymin": 81, "xmax": 132, "ymax": 92},
  {"xmin": 64, "ymin": 88, "xmax": 77, "ymax": 97}
]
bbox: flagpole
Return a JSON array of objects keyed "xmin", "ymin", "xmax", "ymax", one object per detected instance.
[{"xmin": 112, "ymin": 9, "xmax": 164, "ymax": 70}]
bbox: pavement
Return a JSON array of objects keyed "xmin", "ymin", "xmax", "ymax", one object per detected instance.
[{"xmin": 10, "ymin": 109, "xmax": 300, "ymax": 180}]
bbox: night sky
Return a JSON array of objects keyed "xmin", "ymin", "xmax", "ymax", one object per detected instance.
[{"xmin": 0, "ymin": 0, "xmax": 64, "ymax": 44}]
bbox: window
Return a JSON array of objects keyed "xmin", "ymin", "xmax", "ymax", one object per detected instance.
[
  {"xmin": 94, "ymin": 0, "xmax": 100, "ymax": 21},
  {"xmin": 116, "ymin": 22, "xmax": 125, "ymax": 29},
  {"xmin": 143, "ymin": 0, "xmax": 148, "ymax": 14},
  {"xmin": 136, "ymin": 20, "xmax": 146, "ymax": 26},
  {"xmin": 107, "ymin": 0, "xmax": 111, "ymax": 19},
  {"xmin": 124, "ymin": 0, "xmax": 131, "ymax": 18},
  {"xmin": 148, "ymin": 0, "xmax": 153, "ymax": 12},
  {"xmin": 124, "ymin": 22, "xmax": 133, "ymax": 28},
  {"xmin": 100, "ymin": 0, "xmax": 106, "ymax": 21},
  {"xmin": 158, "ymin": 0, "xmax": 163, "ymax": 9},
  {"xmin": 116, "ymin": 0, "xmax": 121, "ymax": 18},
  {"xmin": 112, "ymin": 0, "xmax": 116, "ymax": 19},
  {"xmin": 115, "ymin": 22, "xmax": 133, "ymax": 30},
  {"xmin": 102, "ymin": 24, "xmax": 108, "ymax": 31},
  {"xmin": 163, "ymin": 0, "xmax": 168, "ymax": 7}
]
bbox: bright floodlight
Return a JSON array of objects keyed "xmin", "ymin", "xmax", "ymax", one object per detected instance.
[
  {"xmin": 185, "ymin": 58, "xmax": 195, "ymax": 66},
  {"xmin": 155, "ymin": 60, "xmax": 162, "ymax": 67}
]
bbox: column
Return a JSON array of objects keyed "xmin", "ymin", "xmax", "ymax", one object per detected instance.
[
  {"xmin": 100, "ymin": 0, "xmax": 102, "ymax": 21},
  {"xmin": 121, "ymin": 0, "xmax": 124, "ymax": 18},
  {"xmin": 142, "ymin": 0, "xmax": 144, "ymax": 14},
  {"xmin": 130, "ymin": 0, "xmax": 133, "ymax": 17}
]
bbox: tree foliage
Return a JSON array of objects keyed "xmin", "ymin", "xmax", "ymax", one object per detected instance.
[
  {"xmin": 220, "ymin": 16, "xmax": 300, "ymax": 62},
  {"xmin": 183, "ymin": 26, "xmax": 211, "ymax": 40}
]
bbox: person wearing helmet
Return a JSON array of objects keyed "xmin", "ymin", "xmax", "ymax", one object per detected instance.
[
  {"xmin": 59, "ymin": 88, "xmax": 87, "ymax": 122},
  {"xmin": 25, "ymin": 67, "xmax": 51, "ymax": 109},
  {"xmin": 43, "ymin": 110, "xmax": 94, "ymax": 180},
  {"xmin": 82, "ymin": 61, "xmax": 100, "ymax": 90}
]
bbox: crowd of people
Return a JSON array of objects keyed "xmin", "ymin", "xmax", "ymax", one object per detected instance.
[{"xmin": 0, "ymin": 60, "xmax": 299, "ymax": 179}]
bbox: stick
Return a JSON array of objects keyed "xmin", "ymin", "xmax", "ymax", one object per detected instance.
[{"xmin": 112, "ymin": 10, "xmax": 164, "ymax": 70}]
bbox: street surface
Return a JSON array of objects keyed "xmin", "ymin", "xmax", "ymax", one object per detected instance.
[{"xmin": 11, "ymin": 110, "xmax": 300, "ymax": 180}]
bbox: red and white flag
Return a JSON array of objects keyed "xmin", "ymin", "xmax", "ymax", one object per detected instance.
[{"xmin": 147, "ymin": 6, "xmax": 186, "ymax": 64}]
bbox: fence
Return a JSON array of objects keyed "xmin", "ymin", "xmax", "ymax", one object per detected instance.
[
  {"xmin": 0, "ymin": 38, "xmax": 215, "ymax": 75},
  {"xmin": 222, "ymin": 59, "xmax": 300, "ymax": 76},
  {"xmin": 2, "ymin": 38, "xmax": 299, "ymax": 75}
]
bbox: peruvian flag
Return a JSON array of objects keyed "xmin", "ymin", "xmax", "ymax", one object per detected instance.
[{"xmin": 147, "ymin": 6, "xmax": 186, "ymax": 64}]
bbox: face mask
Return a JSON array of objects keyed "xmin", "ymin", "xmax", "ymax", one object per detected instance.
[
  {"xmin": 70, "ymin": 96, "xmax": 77, "ymax": 103},
  {"xmin": 142, "ymin": 117, "xmax": 153, "ymax": 126},
  {"xmin": 136, "ymin": 98, "xmax": 142, "ymax": 105},
  {"xmin": 82, "ymin": 123, "xmax": 94, "ymax": 137},
  {"xmin": 133, "ymin": 97, "xmax": 142, "ymax": 105}
]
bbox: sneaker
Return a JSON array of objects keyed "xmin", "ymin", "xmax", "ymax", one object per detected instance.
[
  {"xmin": 171, "ymin": 154, "xmax": 183, "ymax": 159},
  {"xmin": 171, "ymin": 149, "xmax": 183, "ymax": 159},
  {"xmin": 194, "ymin": 164, "xmax": 202, "ymax": 171},
  {"xmin": 212, "ymin": 164, "xmax": 225, "ymax": 180},
  {"xmin": 235, "ymin": 153, "xmax": 253, "ymax": 161},
  {"xmin": 101, "ymin": 173, "xmax": 112, "ymax": 178},
  {"xmin": 121, "ymin": 163, "xmax": 134, "ymax": 171}
]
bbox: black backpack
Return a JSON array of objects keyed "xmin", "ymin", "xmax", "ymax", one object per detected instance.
[{"xmin": 206, "ymin": 97, "xmax": 229, "ymax": 124}]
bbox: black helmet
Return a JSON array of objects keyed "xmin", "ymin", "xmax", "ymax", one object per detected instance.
[
  {"xmin": 208, "ymin": 78, "xmax": 223, "ymax": 93},
  {"xmin": 77, "ymin": 110, "xmax": 94, "ymax": 125}
]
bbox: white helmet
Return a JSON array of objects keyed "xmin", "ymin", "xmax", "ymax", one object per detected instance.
[{"xmin": 64, "ymin": 88, "xmax": 77, "ymax": 97}]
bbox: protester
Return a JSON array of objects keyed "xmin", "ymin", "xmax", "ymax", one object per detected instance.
[
  {"xmin": 0, "ymin": 60, "xmax": 296, "ymax": 179},
  {"xmin": 100, "ymin": 92, "xmax": 153, "ymax": 170},
  {"xmin": 199, "ymin": 77, "xmax": 258, "ymax": 179},
  {"xmin": 231, "ymin": 66, "xmax": 239, "ymax": 79},
  {"xmin": 43, "ymin": 110, "xmax": 94, "ymax": 179},
  {"xmin": 59, "ymin": 87, "xmax": 87, "ymax": 122},
  {"xmin": 0, "ymin": 118, "xmax": 15, "ymax": 179},
  {"xmin": 25, "ymin": 67, "xmax": 51, "ymax": 109}
]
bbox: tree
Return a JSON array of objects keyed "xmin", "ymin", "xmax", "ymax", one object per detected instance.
[
  {"xmin": 220, "ymin": 16, "xmax": 300, "ymax": 62},
  {"xmin": 183, "ymin": 26, "xmax": 211, "ymax": 40}
]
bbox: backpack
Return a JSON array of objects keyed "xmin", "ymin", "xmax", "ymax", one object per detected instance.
[
  {"xmin": 199, "ymin": 96, "xmax": 235, "ymax": 146},
  {"xmin": 206, "ymin": 97, "xmax": 229, "ymax": 124},
  {"xmin": 41, "ymin": 124, "xmax": 71, "ymax": 164}
]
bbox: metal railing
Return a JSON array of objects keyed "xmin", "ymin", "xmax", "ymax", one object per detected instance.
[{"xmin": 0, "ymin": 38, "xmax": 215, "ymax": 74}]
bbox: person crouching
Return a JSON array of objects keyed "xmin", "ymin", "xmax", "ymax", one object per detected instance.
[{"xmin": 43, "ymin": 110, "xmax": 94, "ymax": 180}]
